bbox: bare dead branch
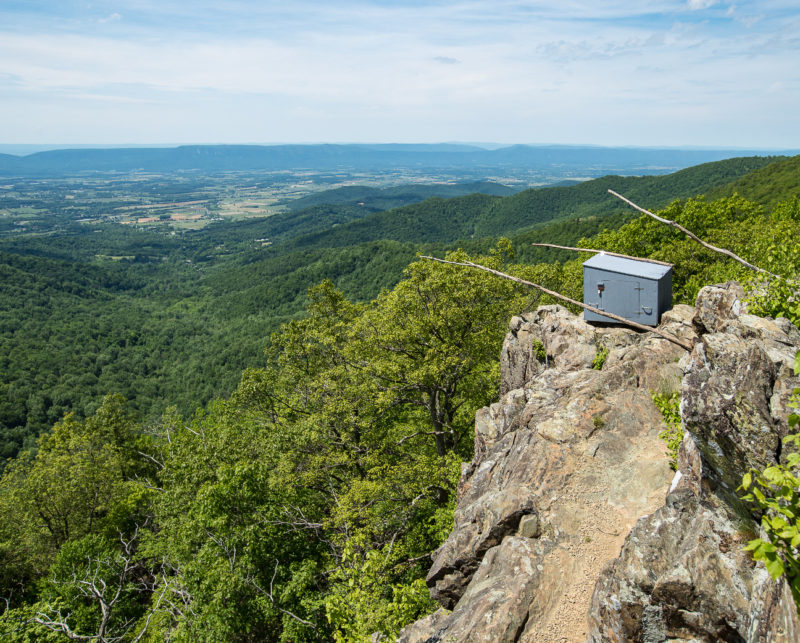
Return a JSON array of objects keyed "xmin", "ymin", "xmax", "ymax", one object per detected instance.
[
  {"xmin": 137, "ymin": 450, "xmax": 166, "ymax": 471},
  {"xmin": 530, "ymin": 243, "xmax": 672, "ymax": 266},
  {"xmin": 396, "ymin": 430, "xmax": 445, "ymax": 446},
  {"xmin": 28, "ymin": 526, "xmax": 164, "ymax": 643},
  {"xmin": 130, "ymin": 473, "xmax": 164, "ymax": 492},
  {"xmin": 607, "ymin": 189, "xmax": 778, "ymax": 278},
  {"xmin": 154, "ymin": 561, "xmax": 197, "ymax": 621},
  {"xmin": 392, "ymin": 550, "xmax": 436, "ymax": 568},
  {"xmin": 204, "ymin": 530, "xmax": 237, "ymax": 572},
  {"xmin": 383, "ymin": 531, "xmax": 400, "ymax": 566},
  {"xmin": 246, "ymin": 562, "xmax": 317, "ymax": 629},
  {"xmin": 32, "ymin": 610, "xmax": 99, "ymax": 641},
  {"xmin": 419, "ymin": 256, "xmax": 694, "ymax": 351}
]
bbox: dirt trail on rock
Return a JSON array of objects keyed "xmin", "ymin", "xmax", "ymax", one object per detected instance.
[{"xmin": 520, "ymin": 446, "xmax": 670, "ymax": 642}]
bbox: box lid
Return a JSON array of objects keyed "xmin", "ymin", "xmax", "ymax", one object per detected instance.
[{"xmin": 583, "ymin": 253, "xmax": 672, "ymax": 280}]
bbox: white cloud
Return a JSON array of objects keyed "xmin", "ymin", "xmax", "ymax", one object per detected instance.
[
  {"xmin": 0, "ymin": 1, "xmax": 798, "ymax": 146},
  {"xmin": 97, "ymin": 12, "xmax": 122, "ymax": 24},
  {"xmin": 434, "ymin": 56, "xmax": 461, "ymax": 65},
  {"xmin": 687, "ymin": 0, "xmax": 717, "ymax": 9}
]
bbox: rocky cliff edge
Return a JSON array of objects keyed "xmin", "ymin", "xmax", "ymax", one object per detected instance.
[{"xmin": 398, "ymin": 282, "xmax": 800, "ymax": 643}]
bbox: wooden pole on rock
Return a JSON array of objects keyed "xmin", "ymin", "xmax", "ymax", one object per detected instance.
[{"xmin": 419, "ymin": 255, "xmax": 694, "ymax": 352}]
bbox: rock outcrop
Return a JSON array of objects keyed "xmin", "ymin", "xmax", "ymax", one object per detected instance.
[
  {"xmin": 399, "ymin": 282, "xmax": 800, "ymax": 643},
  {"xmin": 588, "ymin": 282, "xmax": 800, "ymax": 643}
]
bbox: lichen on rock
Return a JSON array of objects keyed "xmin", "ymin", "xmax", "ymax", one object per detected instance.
[{"xmin": 399, "ymin": 283, "xmax": 800, "ymax": 643}]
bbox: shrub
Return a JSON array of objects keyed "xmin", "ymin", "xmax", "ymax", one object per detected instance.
[{"xmin": 652, "ymin": 391, "xmax": 682, "ymax": 470}]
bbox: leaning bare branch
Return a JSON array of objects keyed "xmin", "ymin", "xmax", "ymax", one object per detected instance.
[
  {"xmin": 32, "ymin": 610, "xmax": 99, "ymax": 641},
  {"xmin": 392, "ymin": 550, "xmax": 437, "ymax": 568},
  {"xmin": 204, "ymin": 530, "xmax": 237, "ymax": 572},
  {"xmin": 419, "ymin": 256, "xmax": 694, "ymax": 352},
  {"xmin": 607, "ymin": 189, "xmax": 778, "ymax": 278},
  {"xmin": 396, "ymin": 430, "xmax": 443, "ymax": 445},
  {"xmin": 137, "ymin": 450, "xmax": 166, "ymax": 471},
  {"xmin": 130, "ymin": 473, "xmax": 164, "ymax": 493},
  {"xmin": 529, "ymin": 243, "xmax": 672, "ymax": 266},
  {"xmin": 246, "ymin": 562, "xmax": 317, "ymax": 629}
]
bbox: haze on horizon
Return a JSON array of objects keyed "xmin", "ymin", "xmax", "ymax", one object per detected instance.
[{"xmin": 1, "ymin": 1, "xmax": 798, "ymax": 149}]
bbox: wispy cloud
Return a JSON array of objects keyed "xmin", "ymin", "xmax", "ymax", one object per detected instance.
[
  {"xmin": 687, "ymin": 0, "xmax": 717, "ymax": 9},
  {"xmin": 434, "ymin": 56, "xmax": 461, "ymax": 65},
  {"xmin": 97, "ymin": 12, "xmax": 123, "ymax": 24},
  {"xmin": 0, "ymin": 1, "xmax": 798, "ymax": 146}
]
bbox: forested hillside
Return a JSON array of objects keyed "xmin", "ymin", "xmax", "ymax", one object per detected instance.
[
  {"xmin": 706, "ymin": 153, "xmax": 800, "ymax": 208},
  {"xmin": 0, "ymin": 156, "xmax": 788, "ymax": 461},
  {"xmin": 264, "ymin": 156, "xmax": 780, "ymax": 250},
  {"xmin": 1, "ymin": 153, "xmax": 799, "ymax": 640},
  {"xmin": 281, "ymin": 181, "xmax": 519, "ymax": 211}
]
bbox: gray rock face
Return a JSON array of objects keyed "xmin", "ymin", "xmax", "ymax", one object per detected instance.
[
  {"xmin": 588, "ymin": 283, "xmax": 800, "ymax": 643},
  {"xmin": 402, "ymin": 305, "xmax": 690, "ymax": 642},
  {"xmin": 399, "ymin": 283, "xmax": 800, "ymax": 643}
]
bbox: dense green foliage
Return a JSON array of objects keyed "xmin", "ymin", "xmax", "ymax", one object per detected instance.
[
  {"xmin": 2, "ymin": 154, "xmax": 800, "ymax": 639},
  {"xmin": 0, "ymin": 235, "xmax": 423, "ymax": 461},
  {"xmin": 1, "ymin": 245, "xmax": 548, "ymax": 641},
  {"xmin": 707, "ymin": 155, "xmax": 800, "ymax": 209},
  {"xmin": 0, "ymin": 395, "xmax": 157, "ymax": 641},
  {"xmin": 1, "ymin": 155, "xmax": 773, "ymax": 462}
]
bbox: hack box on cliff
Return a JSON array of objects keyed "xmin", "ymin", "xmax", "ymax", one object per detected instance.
[{"xmin": 583, "ymin": 254, "xmax": 672, "ymax": 326}]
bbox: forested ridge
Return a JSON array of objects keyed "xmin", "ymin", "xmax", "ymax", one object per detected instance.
[
  {"xmin": 1, "ymin": 154, "xmax": 800, "ymax": 640},
  {"xmin": 0, "ymin": 155, "xmax": 780, "ymax": 459}
]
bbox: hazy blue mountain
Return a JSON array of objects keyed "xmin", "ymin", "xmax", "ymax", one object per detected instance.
[{"xmin": 2, "ymin": 144, "xmax": 797, "ymax": 176}]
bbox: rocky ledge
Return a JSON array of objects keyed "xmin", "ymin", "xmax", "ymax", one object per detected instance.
[{"xmin": 399, "ymin": 282, "xmax": 800, "ymax": 643}]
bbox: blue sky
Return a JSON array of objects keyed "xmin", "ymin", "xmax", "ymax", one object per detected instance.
[{"xmin": 1, "ymin": 1, "xmax": 798, "ymax": 147}]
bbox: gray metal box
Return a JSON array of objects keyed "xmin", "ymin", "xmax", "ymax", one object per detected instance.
[{"xmin": 583, "ymin": 254, "xmax": 672, "ymax": 326}]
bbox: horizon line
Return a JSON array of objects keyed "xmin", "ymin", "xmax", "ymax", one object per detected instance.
[{"xmin": 2, "ymin": 142, "xmax": 799, "ymax": 156}]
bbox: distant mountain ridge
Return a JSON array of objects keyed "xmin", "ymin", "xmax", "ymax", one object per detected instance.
[
  {"xmin": 1, "ymin": 143, "xmax": 798, "ymax": 176},
  {"xmin": 264, "ymin": 155, "xmax": 783, "ymax": 251}
]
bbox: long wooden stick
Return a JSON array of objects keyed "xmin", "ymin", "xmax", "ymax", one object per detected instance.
[
  {"xmin": 420, "ymin": 256, "xmax": 694, "ymax": 351},
  {"xmin": 530, "ymin": 243, "xmax": 673, "ymax": 267},
  {"xmin": 607, "ymin": 189, "xmax": 778, "ymax": 278}
]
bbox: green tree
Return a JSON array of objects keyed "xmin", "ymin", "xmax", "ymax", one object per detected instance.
[
  {"xmin": 0, "ymin": 395, "xmax": 160, "ymax": 640},
  {"xmin": 147, "ymin": 243, "xmax": 533, "ymax": 641},
  {"xmin": 354, "ymin": 243, "xmax": 528, "ymax": 459},
  {"xmin": 0, "ymin": 395, "xmax": 150, "ymax": 599}
]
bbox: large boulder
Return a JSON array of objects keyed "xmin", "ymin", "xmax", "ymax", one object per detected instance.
[
  {"xmin": 401, "ymin": 305, "xmax": 691, "ymax": 641},
  {"xmin": 587, "ymin": 283, "xmax": 800, "ymax": 642},
  {"xmin": 399, "ymin": 283, "xmax": 800, "ymax": 643}
]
